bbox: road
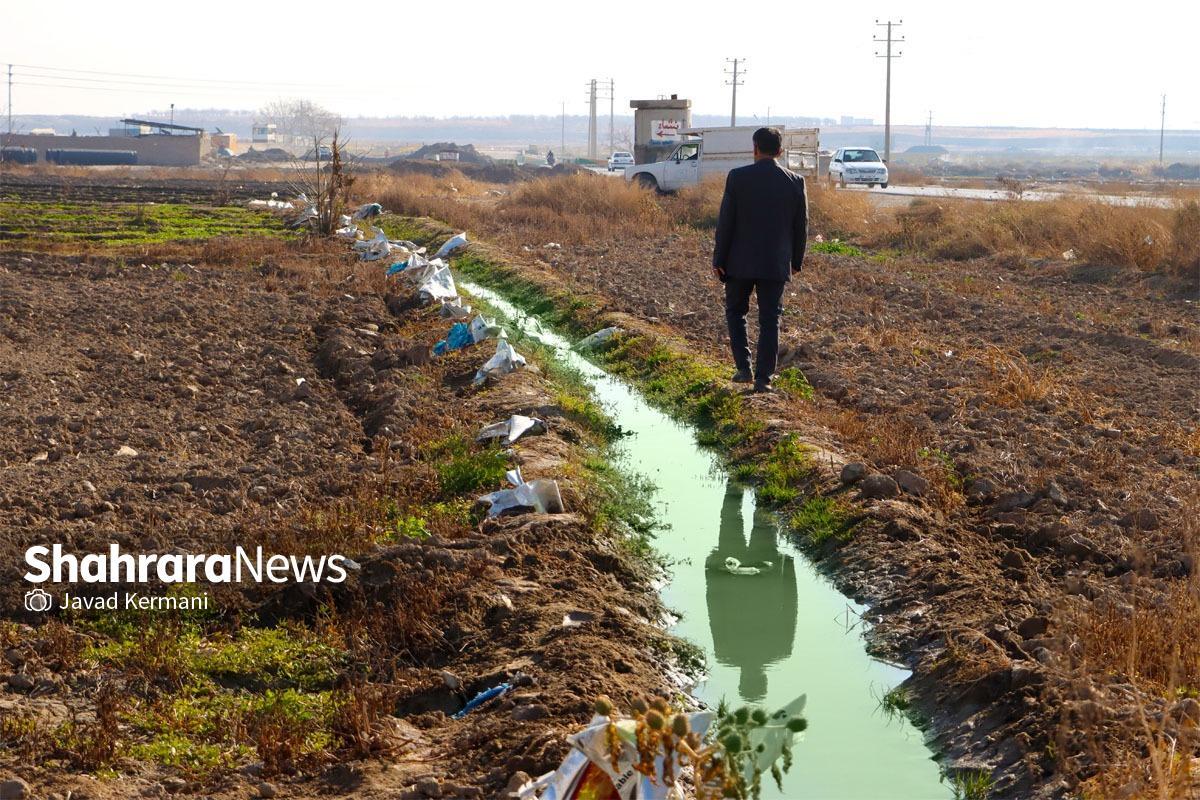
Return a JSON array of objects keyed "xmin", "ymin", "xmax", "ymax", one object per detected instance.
[{"xmin": 837, "ymin": 183, "xmax": 1179, "ymax": 208}]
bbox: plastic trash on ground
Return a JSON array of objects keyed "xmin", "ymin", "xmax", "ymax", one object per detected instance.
[
  {"xmin": 417, "ymin": 265, "xmax": 458, "ymax": 302},
  {"xmin": 479, "ymin": 467, "xmax": 563, "ymax": 517},
  {"xmin": 433, "ymin": 322, "xmax": 473, "ymax": 355},
  {"xmin": 433, "ymin": 232, "xmax": 469, "ymax": 259},
  {"xmin": 477, "ymin": 415, "xmax": 546, "ymax": 445},
  {"xmin": 354, "ymin": 227, "xmax": 392, "ymax": 262},
  {"xmin": 451, "ymin": 682, "xmax": 512, "ymax": 720},
  {"xmin": 386, "ymin": 260, "xmax": 409, "ymax": 276},
  {"xmin": 576, "ymin": 326, "xmax": 622, "ymax": 350},
  {"xmin": 468, "ymin": 314, "xmax": 506, "ymax": 343},
  {"xmin": 723, "ymin": 556, "xmax": 774, "ymax": 576},
  {"xmin": 351, "ymin": 202, "xmax": 383, "ymax": 221},
  {"xmin": 473, "ymin": 339, "xmax": 525, "ymax": 385},
  {"xmin": 440, "ymin": 298, "xmax": 472, "ymax": 319},
  {"xmin": 518, "ymin": 711, "xmax": 715, "ymax": 800}
]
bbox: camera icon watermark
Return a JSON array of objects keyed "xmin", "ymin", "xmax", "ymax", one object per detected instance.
[{"xmin": 24, "ymin": 588, "xmax": 53, "ymax": 612}]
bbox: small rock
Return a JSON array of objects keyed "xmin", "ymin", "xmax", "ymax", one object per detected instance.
[
  {"xmin": 256, "ymin": 781, "xmax": 277, "ymax": 799},
  {"xmin": 840, "ymin": 462, "xmax": 867, "ymax": 485},
  {"xmin": 859, "ymin": 474, "xmax": 899, "ymax": 500},
  {"xmin": 893, "ymin": 469, "xmax": 929, "ymax": 496},
  {"xmin": 5, "ymin": 673, "xmax": 35, "ymax": 692},
  {"xmin": 440, "ymin": 670, "xmax": 462, "ymax": 691},
  {"xmin": 613, "ymin": 659, "xmax": 634, "ymax": 674},
  {"xmin": 72, "ymin": 501, "xmax": 94, "ymax": 519},
  {"xmin": 994, "ymin": 491, "xmax": 1037, "ymax": 513},
  {"xmin": 1173, "ymin": 697, "xmax": 1200, "ymax": 724},
  {"xmin": 511, "ymin": 704, "xmax": 549, "ymax": 721},
  {"xmin": 416, "ymin": 777, "xmax": 442, "ymax": 798},
  {"xmin": 0, "ymin": 778, "xmax": 30, "ymax": 799},
  {"xmin": 80, "ymin": 480, "xmax": 97, "ymax": 495},
  {"xmin": 162, "ymin": 777, "xmax": 187, "ymax": 793},
  {"xmin": 1001, "ymin": 549, "xmax": 1030, "ymax": 570},
  {"xmin": 505, "ymin": 772, "xmax": 532, "ymax": 797},
  {"xmin": 115, "ymin": 445, "xmax": 139, "ymax": 458},
  {"xmin": 1017, "ymin": 616, "xmax": 1050, "ymax": 639},
  {"xmin": 1118, "ymin": 509, "xmax": 1159, "ymax": 530},
  {"xmin": 966, "ymin": 477, "xmax": 997, "ymax": 503},
  {"xmin": 1044, "ymin": 481, "xmax": 1069, "ymax": 508}
]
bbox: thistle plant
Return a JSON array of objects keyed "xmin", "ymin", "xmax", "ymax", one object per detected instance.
[{"xmin": 593, "ymin": 693, "xmax": 807, "ymax": 800}]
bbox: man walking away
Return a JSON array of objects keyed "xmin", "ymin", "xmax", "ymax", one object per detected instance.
[{"xmin": 712, "ymin": 127, "xmax": 808, "ymax": 392}]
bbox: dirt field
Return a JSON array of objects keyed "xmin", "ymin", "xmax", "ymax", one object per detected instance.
[
  {"xmin": 0, "ymin": 194, "xmax": 681, "ymax": 798},
  {"xmin": 361, "ymin": 167, "xmax": 1199, "ymax": 797},
  {"xmin": 2, "ymin": 163, "xmax": 1198, "ymax": 798}
]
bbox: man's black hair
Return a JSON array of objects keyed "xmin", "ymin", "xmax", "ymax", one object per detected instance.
[{"xmin": 753, "ymin": 127, "xmax": 783, "ymax": 156}]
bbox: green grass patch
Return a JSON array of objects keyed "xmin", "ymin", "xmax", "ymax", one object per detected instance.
[
  {"xmin": 0, "ymin": 200, "xmax": 291, "ymax": 245},
  {"xmin": 425, "ymin": 434, "xmax": 510, "ymax": 497},
  {"xmin": 579, "ymin": 454, "xmax": 661, "ymax": 561},
  {"xmin": 944, "ymin": 769, "xmax": 994, "ymax": 800},
  {"xmin": 811, "ymin": 239, "xmax": 865, "ymax": 257},
  {"xmin": 775, "ymin": 367, "xmax": 815, "ymax": 400},
  {"xmin": 789, "ymin": 495, "xmax": 857, "ymax": 547},
  {"xmin": 755, "ymin": 435, "xmax": 815, "ymax": 506}
]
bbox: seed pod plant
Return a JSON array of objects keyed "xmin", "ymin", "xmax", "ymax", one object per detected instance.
[{"xmin": 594, "ymin": 693, "xmax": 807, "ymax": 800}]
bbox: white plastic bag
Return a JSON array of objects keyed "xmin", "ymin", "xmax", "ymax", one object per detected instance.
[
  {"xmin": 417, "ymin": 266, "xmax": 458, "ymax": 302},
  {"xmin": 473, "ymin": 339, "xmax": 525, "ymax": 384},
  {"xmin": 477, "ymin": 415, "xmax": 546, "ymax": 445},
  {"xmin": 433, "ymin": 232, "xmax": 468, "ymax": 259},
  {"xmin": 478, "ymin": 467, "xmax": 563, "ymax": 517}
]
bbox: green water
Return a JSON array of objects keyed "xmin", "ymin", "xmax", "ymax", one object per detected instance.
[{"xmin": 462, "ymin": 283, "xmax": 950, "ymax": 799}]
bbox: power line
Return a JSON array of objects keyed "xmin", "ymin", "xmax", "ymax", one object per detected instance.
[
  {"xmin": 5, "ymin": 61, "xmax": 338, "ymax": 89},
  {"xmin": 1159, "ymin": 94, "xmax": 1167, "ymax": 166},
  {"xmin": 874, "ymin": 19, "xmax": 904, "ymax": 163},
  {"xmin": 724, "ymin": 58, "xmax": 745, "ymax": 127}
]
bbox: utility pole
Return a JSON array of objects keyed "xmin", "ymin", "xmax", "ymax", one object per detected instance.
[
  {"xmin": 560, "ymin": 101, "xmax": 565, "ymax": 157},
  {"xmin": 724, "ymin": 58, "xmax": 745, "ymax": 126},
  {"xmin": 609, "ymin": 78, "xmax": 615, "ymax": 154},
  {"xmin": 170, "ymin": 103, "xmax": 175, "ymax": 126},
  {"xmin": 1159, "ymin": 94, "xmax": 1166, "ymax": 166},
  {"xmin": 874, "ymin": 19, "xmax": 903, "ymax": 163},
  {"xmin": 6, "ymin": 63, "xmax": 12, "ymax": 136},
  {"xmin": 585, "ymin": 79, "xmax": 598, "ymax": 160},
  {"xmin": 924, "ymin": 110, "xmax": 932, "ymax": 146}
]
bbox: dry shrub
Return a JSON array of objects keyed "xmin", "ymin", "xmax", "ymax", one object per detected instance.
[
  {"xmin": 57, "ymin": 682, "xmax": 123, "ymax": 770},
  {"xmin": 1170, "ymin": 201, "xmax": 1200, "ymax": 278},
  {"xmin": 1073, "ymin": 203, "xmax": 1170, "ymax": 271},
  {"xmin": 982, "ymin": 348, "xmax": 1057, "ymax": 407},
  {"xmin": 817, "ymin": 407, "xmax": 923, "ymax": 467},
  {"xmin": 1068, "ymin": 488, "xmax": 1200, "ymax": 797},
  {"xmin": 331, "ymin": 682, "xmax": 402, "ymax": 758},
  {"xmin": 662, "ymin": 174, "xmax": 726, "ymax": 229},
  {"xmin": 808, "ymin": 183, "xmax": 876, "ymax": 240},
  {"xmin": 497, "ymin": 173, "xmax": 665, "ymax": 242},
  {"xmin": 875, "ymin": 195, "xmax": 1192, "ymax": 273},
  {"xmin": 357, "ymin": 170, "xmax": 485, "ymax": 234}
]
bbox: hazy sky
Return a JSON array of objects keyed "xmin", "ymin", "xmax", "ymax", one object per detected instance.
[{"xmin": 2, "ymin": 0, "xmax": 1197, "ymax": 129}]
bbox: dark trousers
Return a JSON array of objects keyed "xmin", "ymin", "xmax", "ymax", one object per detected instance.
[{"xmin": 725, "ymin": 278, "xmax": 786, "ymax": 382}]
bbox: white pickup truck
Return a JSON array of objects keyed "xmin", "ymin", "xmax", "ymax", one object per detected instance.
[{"xmin": 624, "ymin": 126, "xmax": 819, "ymax": 192}]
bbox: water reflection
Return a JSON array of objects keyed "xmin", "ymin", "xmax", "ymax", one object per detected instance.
[{"xmin": 705, "ymin": 480, "xmax": 797, "ymax": 702}]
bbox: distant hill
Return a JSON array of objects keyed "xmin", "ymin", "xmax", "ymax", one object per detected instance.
[{"xmin": 6, "ymin": 111, "xmax": 1199, "ymax": 159}]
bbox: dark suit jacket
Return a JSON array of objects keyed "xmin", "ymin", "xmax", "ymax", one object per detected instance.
[{"xmin": 712, "ymin": 158, "xmax": 808, "ymax": 282}]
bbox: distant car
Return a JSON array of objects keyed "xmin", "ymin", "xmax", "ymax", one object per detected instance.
[
  {"xmin": 607, "ymin": 151, "xmax": 635, "ymax": 171},
  {"xmin": 828, "ymin": 147, "xmax": 889, "ymax": 188}
]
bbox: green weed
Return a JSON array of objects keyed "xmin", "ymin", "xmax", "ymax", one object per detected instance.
[{"xmin": 789, "ymin": 495, "xmax": 856, "ymax": 546}]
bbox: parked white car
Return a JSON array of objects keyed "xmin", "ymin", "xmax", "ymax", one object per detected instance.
[
  {"xmin": 828, "ymin": 147, "xmax": 889, "ymax": 188},
  {"xmin": 607, "ymin": 151, "xmax": 635, "ymax": 171}
]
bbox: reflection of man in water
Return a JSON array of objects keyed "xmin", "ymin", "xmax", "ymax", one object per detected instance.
[{"xmin": 705, "ymin": 480, "xmax": 797, "ymax": 702}]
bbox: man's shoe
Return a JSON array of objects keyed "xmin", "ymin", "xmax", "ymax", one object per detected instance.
[
  {"xmin": 731, "ymin": 369, "xmax": 753, "ymax": 384},
  {"xmin": 753, "ymin": 380, "xmax": 774, "ymax": 394}
]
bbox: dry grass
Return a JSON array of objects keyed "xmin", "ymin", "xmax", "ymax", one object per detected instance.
[
  {"xmin": 1066, "ymin": 487, "xmax": 1200, "ymax": 797},
  {"xmin": 495, "ymin": 173, "xmax": 665, "ymax": 243}
]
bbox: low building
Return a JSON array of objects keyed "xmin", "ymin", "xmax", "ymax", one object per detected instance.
[
  {"xmin": 630, "ymin": 95, "xmax": 692, "ymax": 164},
  {"xmin": 251, "ymin": 123, "xmax": 277, "ymax": 143}
]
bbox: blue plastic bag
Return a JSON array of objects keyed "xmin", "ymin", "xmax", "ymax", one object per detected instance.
[{"xmin": 386, "ymin": 260, "xmax": 408, "ymax": 276}]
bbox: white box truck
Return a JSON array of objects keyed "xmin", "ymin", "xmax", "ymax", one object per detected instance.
[{"xmin": 624, "ymin": 126, "xmax": 819, "ymax": 192}]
